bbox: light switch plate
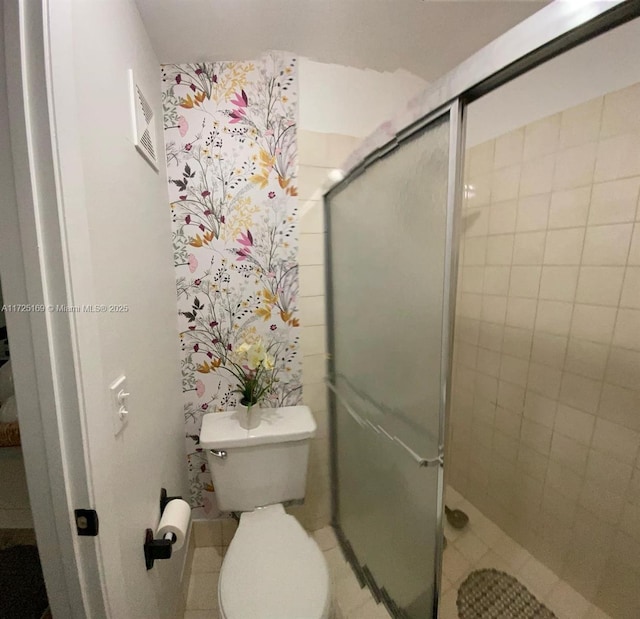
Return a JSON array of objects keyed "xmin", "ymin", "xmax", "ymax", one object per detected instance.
[{"xmin": 109, "ymin": 375, "xmax": 129, "ymax": 436}]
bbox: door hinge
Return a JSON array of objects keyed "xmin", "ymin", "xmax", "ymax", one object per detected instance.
[{"xmin": 75, "ymin": 509, "xmax": 99, "ymax": 536}]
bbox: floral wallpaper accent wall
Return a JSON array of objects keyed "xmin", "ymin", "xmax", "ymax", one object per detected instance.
[{"xmin": 162, "ymin": 53, "xmax": 301, "ymax": 518}]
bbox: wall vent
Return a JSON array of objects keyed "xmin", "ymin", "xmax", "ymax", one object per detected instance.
[{"xmin": 130, "ymin": 70, "xmax": 159, "ymax": 171}]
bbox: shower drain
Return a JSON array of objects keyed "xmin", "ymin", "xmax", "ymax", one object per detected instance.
[{"xmin": 457, "ymin": 568, "xmax": 557, "ymax": 619}]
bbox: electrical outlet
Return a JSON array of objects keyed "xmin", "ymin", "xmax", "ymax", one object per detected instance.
[{"xmin": 109, "ymin": 375, "xmax": 129, "ymax": 436}]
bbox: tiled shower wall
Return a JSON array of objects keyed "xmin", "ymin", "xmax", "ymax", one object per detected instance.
[
  {"xmin": 448, "ymin": 82, "xmax": 640, "ymax": 617},
  {"xmin": 289, "ymin": 130, "xmax": 361, "ymax": 532}
]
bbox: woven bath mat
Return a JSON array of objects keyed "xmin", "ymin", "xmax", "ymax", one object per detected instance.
[{"xmin": 457, "ymin": 568, "xmax": 557, "ymax": 619}]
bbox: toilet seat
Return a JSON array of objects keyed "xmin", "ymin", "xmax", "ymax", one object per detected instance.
[{"xmin": 218, "ymin": 504, "xmax": 331, "ymax": 619}]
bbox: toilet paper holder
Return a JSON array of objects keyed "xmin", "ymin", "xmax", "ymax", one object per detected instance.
[{"xmin": 144, "ymin": 488, "xmax": 182, "ymax": 570}]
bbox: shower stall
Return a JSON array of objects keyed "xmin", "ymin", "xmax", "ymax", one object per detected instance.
[{"xmin": 323, "ymin": 3, "xmax": 640, "ymax": 618}]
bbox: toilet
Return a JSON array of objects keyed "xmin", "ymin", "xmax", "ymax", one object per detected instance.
[{"xmin": 200, "ymin": 405, "xmax": 331, "ymax": 619}]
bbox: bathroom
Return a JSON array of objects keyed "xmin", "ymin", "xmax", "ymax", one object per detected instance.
[{"xmin": 1, "ymin": 1, "xmax": 640, "ymax": 618}]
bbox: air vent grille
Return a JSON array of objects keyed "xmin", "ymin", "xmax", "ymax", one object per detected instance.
[{"xmin": 130, "ymin": 71, "xmax": 159, "ymax": 171}]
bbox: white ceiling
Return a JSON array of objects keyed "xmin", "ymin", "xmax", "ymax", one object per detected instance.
[{"xmin": 135, "ymin": 0, "xmax": 548, "ymax": 81}]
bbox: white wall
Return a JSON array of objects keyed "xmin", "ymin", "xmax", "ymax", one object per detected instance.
[
  {"xmin": 299, "ymin": 57, "xmax": 426, "ymax": 138},
  {"xmin": 0, "ymin": 1, "xmax": 31, "ymax": 532},
  {"xmin": 52, "ymin": 1, "xmax": 187, "ymax": 616},
  {"xmin": 467, "ymin": 17, "xmax": 640, "ymax": 147}
]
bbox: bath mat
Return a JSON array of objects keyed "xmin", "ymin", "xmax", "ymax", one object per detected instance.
[
  {"xmin": 0, "ymin": 544, "xmax": 49, "ymax": 619},
  {"xmin": 457, "ymin": 568, "xmax": 557, "ymax": 619}
]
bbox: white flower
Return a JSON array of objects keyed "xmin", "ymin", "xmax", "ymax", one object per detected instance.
[
  {"xmin": 247, "ymin": 346, "xmax": 266, "ymax": 370},
  {"xmin": 236, "ymin": 342, "xmax": 251, "ymax": 355},
  {"xmin": 263, "ymin": 354, "xmax": 275, "ymax": 370}
]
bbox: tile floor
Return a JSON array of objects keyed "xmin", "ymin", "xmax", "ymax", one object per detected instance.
[
  {"xmin": 440, "ymin": 486, "xmax": 612, "ymax": 619},
  {"xmin": 183, "ymin": 523, "xmax": 391, "ymax": 619},
  {"xmin": 183, "ymin": 491, "xmax": 613, "ymax": 618}
]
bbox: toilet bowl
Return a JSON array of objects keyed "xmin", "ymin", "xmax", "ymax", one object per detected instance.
[
  {"xmin": 218, "ymin": 504, "xmax": 330, "ymax": 619},
  {"xmin": 200, "ymin": 406, "xmax": 331, "ymax": 619}
]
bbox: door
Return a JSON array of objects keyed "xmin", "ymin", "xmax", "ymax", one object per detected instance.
[{"xmin": 325, "ymin": 105, "xmax": 463, "ymax": 618}]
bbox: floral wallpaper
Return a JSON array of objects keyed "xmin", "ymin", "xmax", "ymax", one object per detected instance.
[{"xmin": 162, "ymin": 53, "xmax": 301, "ymax": 518}]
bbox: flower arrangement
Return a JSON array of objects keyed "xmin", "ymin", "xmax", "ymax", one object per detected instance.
[{"xmin": 226, "ymin": 338, "xmax": 276, "ymax": 407}]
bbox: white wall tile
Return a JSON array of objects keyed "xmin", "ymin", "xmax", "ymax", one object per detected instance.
[
  {"xmin": 509, "ymin": 266, "xmax": 541, "ymax": 298},
  {"xmin": 487, "ymin": 234, "xmax": 514, "ymax": 265},
  {"xmin": 483, "ymin": 266, "xmax": 510, "ymax": 296},
  {"xmin": 466, "ymin": 174, "xmax": 492, "ymax": 208},
  {"xmin": 527, "ymin": 363, "xmax": 562, "ymax": 401},
  {"xmin": 299, "ymin": 265, "xmax": 325, "ymax": 297},
  {"xmin": 594, "ymin": 133, "xmax": 640, "ymax": 183},
  {"xmin": 298, "ymin": 130, "xmax": 330, "ymax": 167},
  {"xmin": 297, "ymin": 165, "xmax": 330, "ymax": 200},
  {"xmin": 482, "ymin": 295, "xmax": 508, "ymax": 324},
  {"xmin": 570, "ymin": 304, "xmax": 616, "ymax": 344},
  {"xmin": 302, "ymin": 354, "xmax": 326, "ymax": 384},
  {"xmin": 531, "ymin": 332, "xmax": 568, "ymax": 369},
  {"xmin": 298, "ymin": 233, "xmax": 324, "ymax": 266},
  {"xmin": 586, "ymin": 450, "xmax": 632, "ymax": 496},
  {"xmin": 558, "ymin": 371, "xmax": 602, "ymax": 415},
  {"xmin": 456, "ymin": 84, "xmax": 640, "ymax": 612},
  {"xmin": 298, "ymin": 295, "xmax": 325, "ymax": 326},
  {"xmin": 520, "ymin": 154, "xmax": 555, "ymax": 197},
  {"xmin": 464, "ymin": 207, "xmax": 490, "ymax": 237},
  {"xmin": 300, "ymin": 325, "xmax": 327, "ymax": 356},
  {"xmin": 467, "ymin": 140, "xmax": 495, "ymax": 177},
  {"xmin": 605, "ymin": 346, "xmax": 640, "ymax": 390},
  {"xmin": 539, "ymin": 266, "xmax": 579, "ymax": 302},
  {"xmin": 502, "ymin": 326, "xmax": 533, "ymax": 360},
  {"xmin": 524, "ymin": 391, "xmax": 557, "ymax": 429},
  {"xmin": 516, "ymin": 194, "xmax": 550, "ymax": 232},
  {"xmin": 506, "ymin": 297, "xmax": 537, "ymax": 330},
  {"xmin": 598, "ymin": 383, "xmax": 640, "ymax": 432},
  {"xmin": 491, "ymin": 166, "xmax": 521, "ymax": 202},
  {"xmin": 550, "ymin": 432, "xmax": 588, "ymax": 476},
  {"xmin": 559, "ymin": 97, "xmax": 603, "ymax": 149},
  {"xmin": 565, "ymin": 338, "xmax": 609, "ymax": 380},
  {"xmin": 548, "ymin": 187, "xmax": 590, "ymax": 229},
  {"xmin": 589, "ymin": 177, "xmax": 640, "ymax": 225},
  {"xmin": 575, "ymin": 266, "xmax": 624, "ymax": 306},
  {"xmin": 489, "ymin": 200, "xmax": 518, "ymax": 234},
  {"xmin": 544, "ymin": 228, "xmax": 585, "ymax": 265},
  {"xmin": 620, "ymin": 267, "xmax": 640, "ymax": 309},
  {"xmin": 464, "ymin": 237, "xmax": 487, "ymax": 265},
  {"xmin": 592, "ymin": 418, "xmax": 640, "ymax": 466},
  {"xmin": 629, "ymin": 224, "xmax": 640, "ymax": 265},
  {"xmin": 462, "ymin": 266, "xmax": 485, "ymax": 294},
  {"xmin": 300, "ymin": 200, "xmax": 325, "ymax": 234},
  {"xmin": 513, "ymin": 231, "xmax": 546, "ymax": 265},
  {"xmin": 535, "ymin": 300, "xmax": 573, "ymax": 336},
  {"xmin": 494, "ymin": 129, "xmax": 524, "ymax": 169},
  {"xmin": 554, "ymin": 404, "xmax": 595, "ymax": 446},
  {"xmin": 612, "ymin": 308, "xmax": 640, "ymax": 350},
  {"xmin": 553, "ymin": 143, "xmax": 597, "ymax": 191},
  {"xmin": 523, "ymin": 114, "xmax": 560, "ymax": 161},
  {"xmin": 601, "ymin": 83, "xmax": 640, "ymax": 138},
  {"xmin": 500, "ymin": 355, "xmax": 530, "ymax": 387},
  {"xmin": 582, "ymin": 223, "xmax": 633, "ymax": 265}
]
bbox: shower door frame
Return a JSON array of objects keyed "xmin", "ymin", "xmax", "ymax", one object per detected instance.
[{"xmin": 323, "ymin": 1, "xmax": 640, "ymax": 617}]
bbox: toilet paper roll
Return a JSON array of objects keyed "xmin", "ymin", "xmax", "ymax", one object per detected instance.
[{"xmin": 157, "ymin": 499, "xmax": 191, "ymax": 551}]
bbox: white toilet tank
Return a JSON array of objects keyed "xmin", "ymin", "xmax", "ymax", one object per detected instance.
[{"xmin": 199, "ymin": 406, "xmax": 317, "ymax": 512}]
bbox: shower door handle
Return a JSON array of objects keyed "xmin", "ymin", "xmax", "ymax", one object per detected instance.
[
  {"xmin": 419, "ymin": 454, "xmax": 444, "ymax": 468},
  {"xmin": 326, "ymin": 380, "xmax": 443, "ymax": 468}
]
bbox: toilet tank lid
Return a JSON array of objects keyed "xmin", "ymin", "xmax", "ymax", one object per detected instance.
[{"xmin": 199, "ymin": 405, "xmax": 317, "ymax": 449}]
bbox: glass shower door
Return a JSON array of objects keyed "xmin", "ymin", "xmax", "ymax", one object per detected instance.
[{"xmin": 325, "ymin": 111, "xmax": 459, "ymax": 618}]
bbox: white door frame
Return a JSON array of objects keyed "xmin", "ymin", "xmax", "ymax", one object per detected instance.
[{"xmin": 2, "ymin": 0, "xmax": 114, "ymax": 616}]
